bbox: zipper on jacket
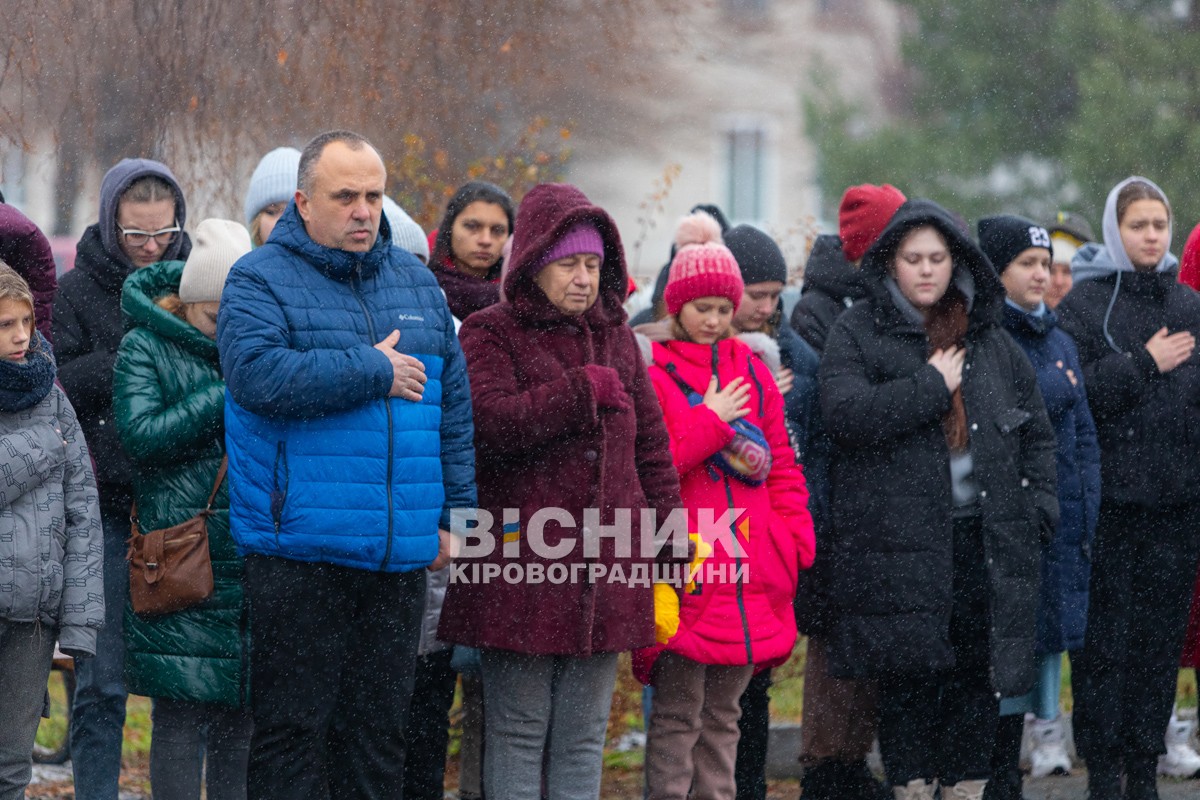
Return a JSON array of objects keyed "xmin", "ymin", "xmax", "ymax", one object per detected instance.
[
  {"xmin": 710, "ymin": 343, "xmax": 754, "ymax": 663},
  {"xmin": 352, "ymin": 265, "xmax": 396, "ymax": 570},
  {"xmin": 724, "ymin": 474, "xmax": 753, "ymax": 664},
  {"xmin": 270, "ymin": 441, "xmax": 289, "ymax": 539},
  {"xmin": 746, "ymin": 354, "xmax": 765, "ymax": 417}
]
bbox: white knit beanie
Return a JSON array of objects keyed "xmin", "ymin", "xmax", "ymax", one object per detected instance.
[
  {"xmin": 382, "ymin": 196, "xmax": 430, "ymax": 263},
  {"xmin": 180, "ymin": 219, "xmax": 253, "ymax": 303},
  {"xmin": 243, "ymin": 147, "xmax": 301, "ymax": 227}
]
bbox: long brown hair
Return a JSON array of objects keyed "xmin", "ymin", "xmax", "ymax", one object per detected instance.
[{"xmin": 925, "ymin": 288, "xmax": 969, "ymax": 452}]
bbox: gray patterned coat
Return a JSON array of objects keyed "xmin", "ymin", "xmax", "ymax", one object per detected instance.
[{"xmin": 0, "ymin": 384, "xmax": 103, "ymax": 655}]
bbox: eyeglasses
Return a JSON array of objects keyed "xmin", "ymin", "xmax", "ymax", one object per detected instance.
[{"xmin": 120, "ymin": 224, "xmax": 181, "ymax": 247}]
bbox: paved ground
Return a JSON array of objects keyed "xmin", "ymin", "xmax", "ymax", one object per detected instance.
[
  {"xmin": 28, "ymin": 759, "xmax": 1200, "ymax": 799},
  {"xmin": 757, "ymin": 774, "xmax": 1200, "ymax": 798},
  {"xmin": 1022, "ymin": 773, "xmax": 1197, "ymax": 799}
]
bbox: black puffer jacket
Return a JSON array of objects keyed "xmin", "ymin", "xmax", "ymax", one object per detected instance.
[
  {"xmin": 819, "ymin": 200, "xmax": 1058, "ymax": 695},
  {"xmin": 790, "ymin": 234, "xmax": 867, "ymax": 352},
  {"xmin": 1056, "ymin": 247, "xmax": 1200, "ymax": 509}
]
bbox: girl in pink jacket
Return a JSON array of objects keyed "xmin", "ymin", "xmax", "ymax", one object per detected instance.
[{"xmin": 636, "ymin": 214, "xmax": 815, "ymax": 800}]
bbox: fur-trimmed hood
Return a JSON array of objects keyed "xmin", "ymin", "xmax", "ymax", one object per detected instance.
[{"xmin": 635, "ymin": 329, "xmax": 781, "ymax": 373}]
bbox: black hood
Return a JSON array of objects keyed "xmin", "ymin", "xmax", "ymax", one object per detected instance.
[
  {"xmin": 803, "ymin": 234, "xmax": 865, "ymax": 300},
  {"xmin": 861, "ymin": 199, "xmax": 1005, "ymax": 329}
]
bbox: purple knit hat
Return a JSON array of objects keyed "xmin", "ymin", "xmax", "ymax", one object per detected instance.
[{"xmin": 536, "ymin": 222, "xmax": 605, "ymax": 271}]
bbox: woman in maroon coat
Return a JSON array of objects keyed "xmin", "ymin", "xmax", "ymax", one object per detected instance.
[
  {"xmin": 439, "ymin": 183, "xmax": 683, "ymax": 800},
  {"xmin": 0, "ymin": 202, "xmax": 57, "ymax": 342}
]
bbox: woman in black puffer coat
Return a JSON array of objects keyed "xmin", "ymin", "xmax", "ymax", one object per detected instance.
[
  {"xmin": 1055, "ymin": 177, "xmax": 1200, "ymax": 800},
  {"xmin": 820, "ymin": 200, "xmax": 1058, "ymax": 799}
]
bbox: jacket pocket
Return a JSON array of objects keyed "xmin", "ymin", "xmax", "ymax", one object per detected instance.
[
  {"xmin": 270, "ymin": 441, "xmax": 289, "ymax": 537},
  {"xmin": 994, "ymin": 408, "xmax": 1033, "ymax": 435}
]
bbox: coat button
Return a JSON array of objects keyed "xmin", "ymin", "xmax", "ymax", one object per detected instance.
[
  {"xmin": 980, "ymin": 490, "xmax": 988, "ymax": 499},
  {"xmin": 1021, "ymin": 478, "xmax": 1030, "ymax": 488},
  {"xmin": 98, "ymin": 418, "xmax": 105, "ymax": 426},
  {"xmin": 584, "ymin": 450, "xmax": 598, "ymax": 461},
  {"xmin": 970, "ymin": 423, "xmax": 978, "ymax": 431}
]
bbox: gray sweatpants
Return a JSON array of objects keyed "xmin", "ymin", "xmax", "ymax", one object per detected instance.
[
  {"xmin": 480, "ymin": 648, "xmax": 618, "ymax": 800},
  {"xmin": 0, "ymin": 621, "xmax": 55, "ymax": 800}
]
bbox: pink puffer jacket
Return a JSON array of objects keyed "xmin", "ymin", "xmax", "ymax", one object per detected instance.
[{"xmin": 633, "ymin": 337, "xmax": 814, "ymax": 684}]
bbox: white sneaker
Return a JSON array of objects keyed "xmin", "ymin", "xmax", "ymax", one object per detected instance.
[
  {"xmin": 893, "ymin": 778, "xmax": 937, "ymax": 800},
  {"xmin": 1028, "ymin": 716, "xmax": 1072, "ymax": 778},
  {"xmin": 943, "ymin": 779, "xmax": 987, "ymax": 800},
  {"xmin": 1158, "ymin": 712, "xmax": 1200, "ymax": 778}
]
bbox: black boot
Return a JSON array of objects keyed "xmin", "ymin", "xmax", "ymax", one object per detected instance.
[
  {"xmin": 983, "ymin": 714, "xmax": 1026, "ymax": 800},
  {"xmin": 800, "ymin": 761, "xmax": 838, "ymax": 800},
  {"xmin": 1084, "ymin": 755, "xmax": 1121, "ymax": 800},
  {"xmin": 1123, "ymin": 755, "xmax": 1160, "ymax": 800},
  {"xmin": 839, "ymin": 759, "xmax": 892, "ymax": 800}
]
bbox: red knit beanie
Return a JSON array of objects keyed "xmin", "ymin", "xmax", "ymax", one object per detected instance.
[
  {"xmin": 663, "ymin": 212, "xmax": 744, "ymax": 315},
  {"xmin": 839, "ymin": 183, "xmax": 907, "ymax": 263}
]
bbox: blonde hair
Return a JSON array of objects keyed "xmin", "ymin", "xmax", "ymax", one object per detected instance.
[
  {"xmin": 0, "ymin": 261, "xmax": 43, "ymax": 359},
  {"xmin": 0, "ymin": 261, "xmax": 36, "ymax": 315},
  {"xmin": 249, "ymin": 213, "xmax": 266, "ymax": 248},
  {"xmin": 155, "ymin": 293, "xmax": 188, "ymax": 321},
  {"xmin": 669, "ymin": 312, "xmax": 734, "ymax": 343}
]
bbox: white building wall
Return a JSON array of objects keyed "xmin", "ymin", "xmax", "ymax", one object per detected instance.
[{"xmin": 567, "ymin": 0, "xmax": 904, "ymax": 285}]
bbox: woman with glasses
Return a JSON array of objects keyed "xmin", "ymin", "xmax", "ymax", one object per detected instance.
[{"xmin": 54, "ymin": 159, "xmax": 191, "ymax": 800}]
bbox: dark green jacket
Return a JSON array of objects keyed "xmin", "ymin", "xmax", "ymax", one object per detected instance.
[{"xmin": 113, "ymin": 260, "xmax": 245, "ymax": 707}]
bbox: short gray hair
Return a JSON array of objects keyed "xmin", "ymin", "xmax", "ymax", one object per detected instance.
[{"xmin": 297, "ymin": 130, "xmax": 375, "ymax": 194}]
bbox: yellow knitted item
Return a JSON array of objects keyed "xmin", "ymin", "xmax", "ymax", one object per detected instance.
[
  {"xmin": 654, "ymin": 532, "xmax": 717, "ymax": 645},
  {"xmin": 653, "ymin": 582, "xmax": 681, "ymax": 644}
]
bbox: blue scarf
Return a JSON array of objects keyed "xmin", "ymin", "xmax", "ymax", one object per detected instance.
[{"xmin": 0, "ymin": 331, "xmax": 56, "ymax": 412}]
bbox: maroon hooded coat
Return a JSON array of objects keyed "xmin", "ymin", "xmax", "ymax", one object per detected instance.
[
  {"xmin": 0, "ymin": 203, "xmax": 57, "ymax": 342},
  {"xmin": 437, "ymin": 183, "xmax": 683, "ymax": 655}
]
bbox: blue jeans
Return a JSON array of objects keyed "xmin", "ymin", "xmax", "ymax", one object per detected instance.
[{"xmin": 70, "ymin": 506, "xmax": 130, "ymax": 800}]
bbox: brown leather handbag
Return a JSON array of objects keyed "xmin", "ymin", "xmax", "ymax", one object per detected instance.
[{"xmin": 127, "ymin": 458, "xmax": 227, "ymax": 617}]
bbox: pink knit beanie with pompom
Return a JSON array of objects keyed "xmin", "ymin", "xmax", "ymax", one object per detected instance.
[{"xmin": 663, "ymin": 212, "xmax": 744, "ymax": 315}]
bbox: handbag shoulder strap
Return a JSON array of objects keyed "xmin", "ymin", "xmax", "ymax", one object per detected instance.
[
  {"xmin": 662, "ymin": 362, "xmax": 704, "ymax": 405},
  {"xmin": 204, "ymin": 456, "xmax": 229, "ymax": 512},
  {"xmin": 130, "ymin": 457, "xmax": 228, "ymax": 535}
]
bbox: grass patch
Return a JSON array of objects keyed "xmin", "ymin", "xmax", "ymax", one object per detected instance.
[
  {"xmin": 767, "ymin": 637, "xmax": 807, "ymax": 722},
  {"xmin": 35, "ymin": 677, "xmax": 153, "ymax": 764}
]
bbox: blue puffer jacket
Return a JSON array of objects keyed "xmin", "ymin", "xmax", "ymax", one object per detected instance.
[
  {"xmin": 216, "ymin": 202, "xmax": 476, "ymax": 572},
  {"xmin": 1002, "ymin": 302, "xmax": 1101, "ymax": 653}
]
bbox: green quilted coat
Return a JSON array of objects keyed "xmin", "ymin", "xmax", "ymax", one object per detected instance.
[{"xmin": 113, "ymin": 260, "xmax": 245, "ymax": 707}]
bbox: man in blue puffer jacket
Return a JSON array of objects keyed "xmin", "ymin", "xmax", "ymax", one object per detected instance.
[{"xmin": 217, "ymin": 130, "xmax": 476, "ymax": 800}]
